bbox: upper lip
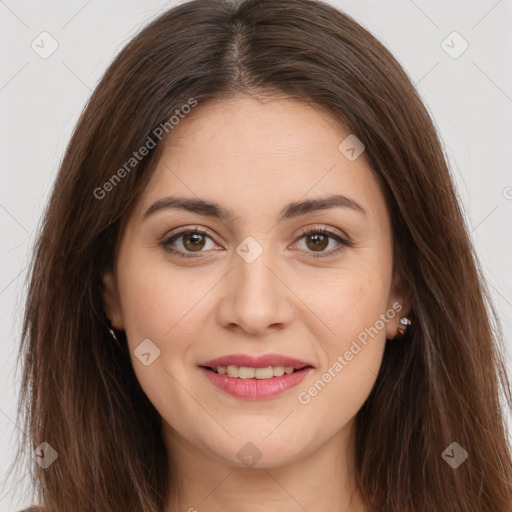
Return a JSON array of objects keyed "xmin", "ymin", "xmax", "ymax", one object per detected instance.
[{"xmin": 199, "ymin": 353, "xmax": 314, "ymax": 370}]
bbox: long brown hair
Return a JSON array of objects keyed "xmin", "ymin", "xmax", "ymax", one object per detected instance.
[{"xmin": 11, "ymin": 0, "xmax": 512, "ymax": 510}]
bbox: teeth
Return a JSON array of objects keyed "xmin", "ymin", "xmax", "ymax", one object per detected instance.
[
  {"xmin": 217, "ymin": 365, "xmax": 297, "ymax": 379},
  {"xmin": 254, "ymin": 367, "xmax": 273, "ymax": 379},
  {"xmin": 239, "ymin": 367, "xmax": 255, "ymax": 379},
  {"xmin": 273, "ymin": 366, "xmax": 285, "ymax": 377},
  {"xmin": 227, "ymin": 365, "xmax": 238, "ymax": 378}
]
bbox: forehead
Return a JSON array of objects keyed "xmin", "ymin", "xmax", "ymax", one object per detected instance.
[{"xmin": 132, "ymin": 95, "xmax": 386, "ymax": 225}]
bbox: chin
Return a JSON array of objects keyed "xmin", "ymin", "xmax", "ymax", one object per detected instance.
[{"xmin": 210, "ymin": 436, "xmax": 311, "ymax": 469}]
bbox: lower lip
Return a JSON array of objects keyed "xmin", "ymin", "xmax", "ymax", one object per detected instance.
[{"xmin": 199, "ymin": 367, "xmax": 312, "ymax": 399}]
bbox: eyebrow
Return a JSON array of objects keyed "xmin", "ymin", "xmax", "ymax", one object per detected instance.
[{"xmin": 143, "ymin": 194, "xmax": 366, "ymax": 223}]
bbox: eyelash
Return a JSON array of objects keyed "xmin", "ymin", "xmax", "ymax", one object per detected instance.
[{"xmin": 160, "ymin": 226, "xmax": 350, "ymax": 259}]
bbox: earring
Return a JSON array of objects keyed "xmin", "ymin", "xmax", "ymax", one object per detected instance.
[
  {"xmin": 108, "ymin": 327, "xmax": 119, "ymax": 342},
  {"xmin": 107, "ymin": 320, "xmax": 123, "ymax": 348},
  {"xmin": 394, "ymin": 316, "xmax": 411, "ymax": 340}
]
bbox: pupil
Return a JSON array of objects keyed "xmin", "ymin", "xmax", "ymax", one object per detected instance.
[
  {"xmin": 307, "ymin": 233, "xmax": 328, "ymax": 251},
  {"xmin": 184, "ymin": 233, "xmax": 205, "ymax": 251}
]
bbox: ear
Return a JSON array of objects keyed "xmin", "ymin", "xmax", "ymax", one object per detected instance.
[
  {"xmin": 385, "ymin": 268, "xmax": 412, "ymax": 340},
  {"xmin": 101, "ymin": 271, "xmax": 124, "ymax": 330}
]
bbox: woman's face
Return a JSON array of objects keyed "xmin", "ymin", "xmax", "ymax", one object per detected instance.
[{"xmin": 103, "ymin": 94, "xmax": 405, "ymax": 468}]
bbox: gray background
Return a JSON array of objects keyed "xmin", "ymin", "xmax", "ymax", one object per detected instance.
[{"xmin": 1, "ymin": 0, "xmax": 511, "ymax": 510}]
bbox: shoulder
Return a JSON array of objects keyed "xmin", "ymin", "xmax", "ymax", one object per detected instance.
[{"xmin": 19, "ymin": 508, "xmax": 45, "ymax": 512}]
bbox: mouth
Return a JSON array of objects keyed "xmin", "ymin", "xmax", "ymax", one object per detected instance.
[{"xmin": 197, "ymin": 354, "xmax": 314, "ymax": 399}]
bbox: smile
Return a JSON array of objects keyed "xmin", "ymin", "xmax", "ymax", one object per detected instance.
[
  {"xmin": 199, "ymin": 365, "xmax": 313, "ymax": 399},
  {"xmin": 209, "ymin": 365, "xmax": 297, "ymax": 379},
  {"xmin": 198, "ymin": 353, "xmax": 315, "ymax": 399}
]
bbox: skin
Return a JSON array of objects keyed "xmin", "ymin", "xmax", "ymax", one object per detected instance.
[{"xmin": 102, "ymin": 94, "xmax": 408, "ymax": 512}]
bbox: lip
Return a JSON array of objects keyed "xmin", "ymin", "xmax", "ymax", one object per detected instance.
[
  {"xmin": 199, "ymin": 353, "xmax": 314, "ymax": 370},
  {"xmin": 199, "ymin": 366, "xmax": 313, "ymax": 399},
  {"xmin": 198, "ymin": 353, "xmax": 314, "ymax": 400}
]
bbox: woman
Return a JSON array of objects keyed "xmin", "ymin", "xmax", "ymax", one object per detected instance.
[{"xmin": 12, "ymin": 0, "xmax": 512, "ymax": 510}]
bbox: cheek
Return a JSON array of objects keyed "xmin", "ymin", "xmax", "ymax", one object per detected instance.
[
  {"xmin": 117, "ymin": 246, "xmax": 198, "ymax": 341},
  {"xmin": 116, "ymin": 251, "xmax": 218, "ymax": 386},
  {"xmin": 115, "ymin": 257, "xmax": 202, "ymax": 416},
  {"xmin": 318, "ymin": 264, "xmax": 391, "ymax": 344},
  {"xmin": 294, "ymin": 272, "xmax": 389, "ymax": 430},
  {"xmin": 307, "ymin": 263, "xmax": 391, "ymax": 397}
]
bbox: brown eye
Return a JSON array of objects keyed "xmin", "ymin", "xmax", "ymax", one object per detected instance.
[
  {"xmin": 182, "ymin": 232, "xmax": 206, "ymax": 252},
  {"xmin": 161, "ymin": 228, "xmax": 217, "ymax": 258},
  {"xmin": 294, "ymin": 227, "xmax": 350, "ymax": 259},
  {"xmin": 304, "ymin": 232, "xmax": 330, "ymax": 252}
]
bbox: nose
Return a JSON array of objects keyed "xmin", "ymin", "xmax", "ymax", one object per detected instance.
[{"xmin": 216, "ymin": 248, "xmax": 294, "ymax": 336}]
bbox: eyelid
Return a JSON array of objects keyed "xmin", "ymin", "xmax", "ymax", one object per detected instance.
[
  {"xmin": 163, "ymin": 225, "xmax": 214, "ymax": 241},
  {"xmin": 162, "ymin": 224, "xmax": 348, "ymax": 243},
  {"xmin": 295, "ymin": 224, "xmax": 349, "ymax": 241},
  {"xmin": 160, "ymin": 225, "xmax": 220, "ymax": 255},
  {"xmin": 290, "ymin": 225, "xmax": 350, "ymax": 259},
  {"xmin": 160, "ymin": 224, "xmax": 350, "ymax": 258}
]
